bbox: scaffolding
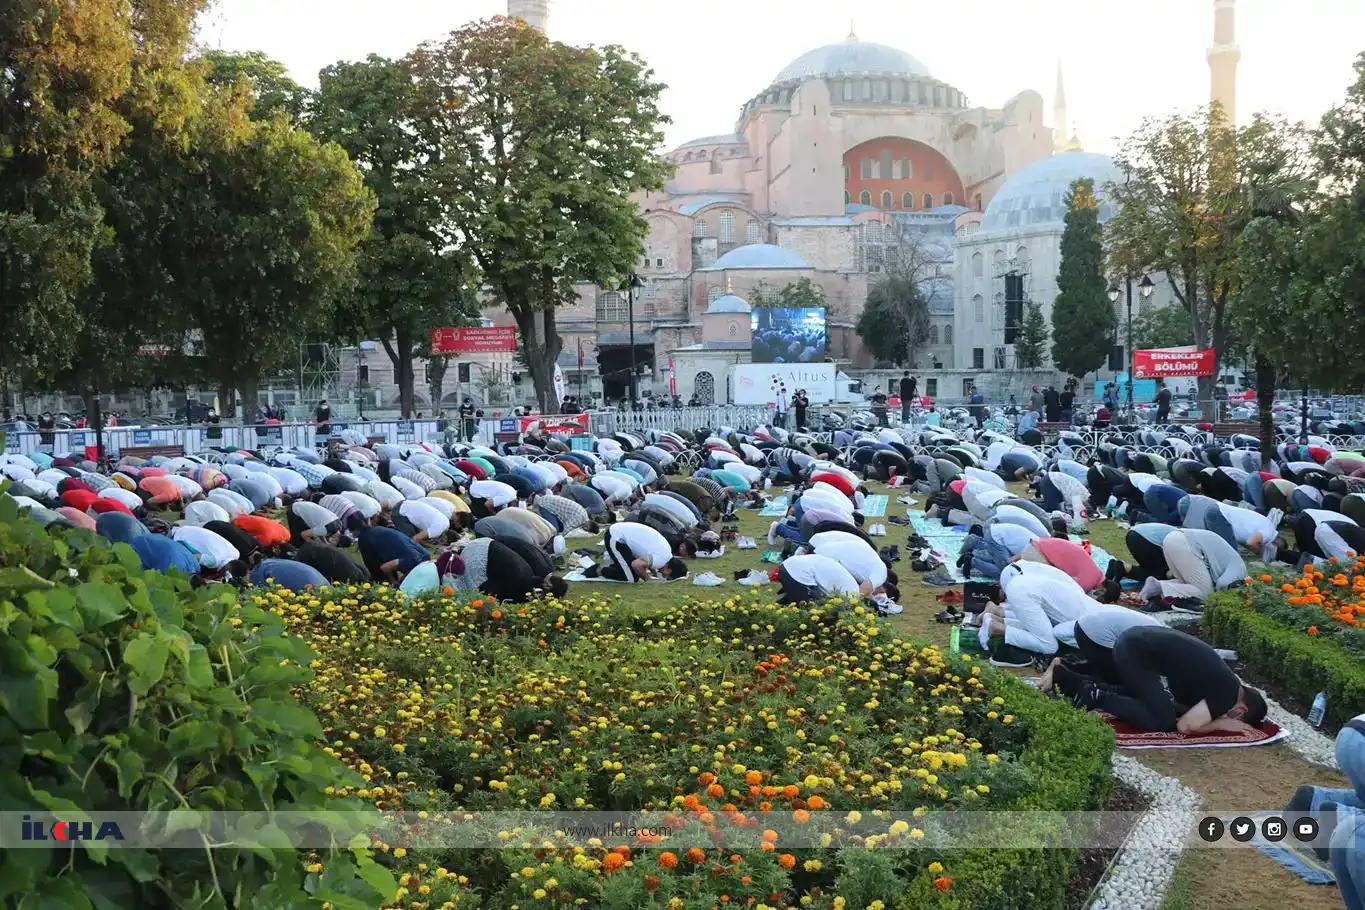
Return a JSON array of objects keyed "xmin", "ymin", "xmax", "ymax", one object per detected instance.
[{"xmin": 295, "ymin": 342, "xmax": 341, "ymax": 420}]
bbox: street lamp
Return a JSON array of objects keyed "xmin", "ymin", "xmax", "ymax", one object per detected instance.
[
  {"xmin": 620, "ymin": 274, "xmax": 644, "ymax": 407},
  {"xmin": 1108, "ymin": 276, "xmax": 1155, "ymax": 419}
]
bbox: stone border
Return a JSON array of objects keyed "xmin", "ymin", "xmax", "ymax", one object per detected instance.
[{"xmin": 1086, "ymin": 756, "xmax": 1202, "ymax": 910}]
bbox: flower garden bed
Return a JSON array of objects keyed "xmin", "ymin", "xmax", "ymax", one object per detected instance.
[
  {"xmin": 1204, "ymin": 559, "xmax": 1365, "ymax": 728},
  {"xmin": 261, "ymin": 584, "xmax": 1118, "ymax": 909}
]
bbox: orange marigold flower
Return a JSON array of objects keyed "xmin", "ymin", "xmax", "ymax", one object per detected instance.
[
  {"xmin": 614, "ymin": 846, "xmax": 631, "ymax": 859},
  {"xmin": 762, "ymin": 829, "xmax": 778, "ymax": 844},
  {"xmin": 1259, "ymin": 574, "xmax": 1273, "ymax": 583},
  {"xmin": 645, "ymin": 874, "xmax": 661, "ymax": 891},
  {"xmin": 659, "ymin": 852, "xmax": 679, "ymax": 869},
  {"xmin": 490, "ymin": 609, "xmax": 503, "ymax": 619},
  {"xmin": 807, "ymin": 795, "xmax": 827, "ymax": 810},
  {"xmin": 793, "ymin": 809, "xmax": 811, "ymax": 824},
  {"xmin": 471, "ymin": 599, "xmax": 484, "ymax": 608},
  {"xmin": 707, "ymin": 783, "xmax": 725, "ymax": 799},
  {"xmin": 934, "ymin": 875, "xmax": 954, "ymax": 892},
  {"xmin": 778, "ymin": 853, "xmax": 796, "ymax": 869},
  {"xmin": 759, "ymin": 801, "xmax": 772, "ymax": 812},
  {"xmin": 442, "ymin": 585, "xmax": 454, "ymax": 595},
  {"xmin": 1282, "ymin": 584, "xmax": 1296, "ymax": 593},
  {"xmin": 602, "ymin": 852, "xmax": 625, "ymax": 872},
  {"xmin": 699, "ymin": 771, "xmax": 716, "ymax": 786},
  {"xmin": 1308, "ymin": 625, "xmax": 1319, "ymax": 635},
  {"xmin": 760, "ymin": 841, "xmax": 775, "ymax": 852},
  {"xmin": 745, "ymin": 770, "xmax": 763, "ymax": 786},
  {"xmin": 782, "ymin": 785, "xmax": 800, "ymax": 799},
  {"xmin": 685, "ymin": 847, "xmax": 706, "ymax": 865}
]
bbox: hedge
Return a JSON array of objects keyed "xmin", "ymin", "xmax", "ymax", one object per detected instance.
[{"xmin": 1204, "ymin": 589, "xmax": 1365, "ymax": 727}]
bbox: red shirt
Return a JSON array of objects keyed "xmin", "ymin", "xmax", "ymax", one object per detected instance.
[{"xmin": 810, "ymin": 472, "xmax": 855, "ymax": 500}]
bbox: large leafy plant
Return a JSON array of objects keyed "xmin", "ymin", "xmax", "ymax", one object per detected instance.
[{"xmin": 0, "ymin": 496, "xmax": 394, "ymax": 908}]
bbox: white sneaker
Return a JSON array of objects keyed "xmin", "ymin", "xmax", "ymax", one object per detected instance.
[
  {"xmin": 738, "ymin": 569, "xmax": 769, "ymax": 586},
  {"xmin": 737, "ymin": 536, "xmax": 757, "ymax": 549},
  {"xmin": 693, "ymin": 572, "xmax": 724, "ymax": 586},
  {"xmin": 767, "ymin": 521, "xmax": 779, "ymax": 546}
]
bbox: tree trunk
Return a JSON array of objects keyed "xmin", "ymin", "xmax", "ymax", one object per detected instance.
[
  {"xmin": 239, "ymin": 378, "xmax": 259, "ymax": 422},
  {"xmin": 216, "ymin": 386, "xmax": 233, "ymax": 420},
  {"xmin": 427, "ymin": 355, "xmax": 448, "ymax": 415},
  {"xmin": 1255, "ymin": 355, "xmax": 1277, "ymax": 470},
  {"xmin": 383, "ymin": 330, "xmax": 416, "ymax": 418},
  {"xmin": 515, "ymin": 305, "xmax": 563, "ymax": 415}
]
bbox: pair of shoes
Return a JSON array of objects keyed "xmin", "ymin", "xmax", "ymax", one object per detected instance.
[
  {"xmin": 877, "ymin": 600, "xmax": 904, "ymax": 615},
  {"xmin": 921, "ymin": 567, "xmax": 958, "ymax": 586},
  {"xmin": 766, "ymin": 521, "xmax": 780, "ymax": 546},
  {"xmin": 897, "ymin": 495, "xmax": 916, "ymax": 505},
  {"xmin": 934, "ymin": 609, "xmax": 960, "ymax": 624},
  {"xmin": 887, "ymin": 515, "xmax": 910, "ymax": 526},
  {"xmin": 906, "ymin": 533, "xmax": 929, "ymax": 549},
  {"xmin": 693, "ymin": 572, "xmax": 724, "ymax": 586},
  {"xmin": 736, "ymin": 536, "xmax": 757, "ymax": 549},
  {"xmin": 1168, "ymin": 596, "xmax": 1205, "ymax": 613},
  {"xmin": 879, "ymin": 545, "xmax": 902, "ymax": 562},
  {"xmin": 989, "ymin": 644, "xmax": 1037, "ymax": 669},
  {"xmin": 736, "ymin": 569, "xmax": 769, "ymax": 586},
  {"xmin": 912, "ymin": 556, "xmax": 943, "ymax": 573},
  {"xmin": 720, "ymin": 528, "xmax": 738, "ymax": 541},
  {"xmin": 936, "ymin": 590, "xmax": 964, "ymax": 604},
  {"xmin": 1141, "ymin": 598, "xmax": 1172, "ymax": 614}
]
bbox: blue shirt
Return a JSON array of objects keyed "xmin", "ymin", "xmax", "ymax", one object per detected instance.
[
  {"xmin": 96, "ymin": 512, "xmax": 146, "ymax": 544},
  {"xmin": 357, "ymin": 526, "xmax": 430, "ymax": 578},
  {"xmin": 250, "ymin": 559, "xmax": 329, "ymax": 592},
  {"xmin": 131, "ymin": 535, "xmax": 200, "ymax": 574},
  {"xmin": 513, "ymin": 465, "xmax": 548, "ymax": 494}
]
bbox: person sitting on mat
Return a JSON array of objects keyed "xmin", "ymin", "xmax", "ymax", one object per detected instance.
[
  {"xmin": 1041, "ymin": 625, "xmax": 1267, "ymax": 734},
  {"xmin": 1284, "ymin": 715, "xmax": 1365, "ymax": 879}
]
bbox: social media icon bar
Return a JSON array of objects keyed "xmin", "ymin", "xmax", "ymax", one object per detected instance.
[
  {"xmin": 1294, "ymin": 817, "xmax": 1320, "ymax": 842},
  {"xmin": 1262, "ymin": 817, "xmax": 1287, "ymax": 841},
  {"xmin": 1230, "ymin": 816, "xmax": 1257, "ymax": 842},
  {"xmin": 1198, "ymin": 817, "xmax": 1225, "ymax": 842}
]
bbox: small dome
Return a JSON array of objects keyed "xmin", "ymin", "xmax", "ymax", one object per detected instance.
[
  {"xmin": 706, "ymin": 294, "xmax": 751, "ymax": 314},
  {"xmin": 980, "ymin": 150, "xmax": 1121, "ymax": 232},
  {"xmin": 708, "ymin": 244, "xmax": 809, "ymax": 270},
  {"xmin": 773, "ymin": 40, "xmax": 931, "ymax": 85},
  {"xmin": 674, "ymin": 133, "xmax": 747, "ymax": 152}
]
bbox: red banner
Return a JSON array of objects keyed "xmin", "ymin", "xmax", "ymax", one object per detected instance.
[
  {"xmin": 520, "ymin": 414, "xmax": 589, "ymax": 435},
  {"xmin": 1132, "ymin": 348, "xmax": 1216, "ymax": 378},
  {"xmin": 430, "ymin": 326, "xmax": 517, "ymax": 354}
]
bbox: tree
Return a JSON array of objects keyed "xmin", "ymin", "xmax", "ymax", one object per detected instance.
[
  {"xmin": 1050, "ymin": 178, "xmax": 1114, "ymax": 377},
  {"xmin": 1107, "ymin": 106, "xmax": 1313, "ymax": 399},
  {"xmin": 310, "ymin": 55, "xmax": 473, "ymax": 418},
  {"xmin": 774, "ymin": 277, "xmax": 826, "ymax": 309},
  {"xmin": 1130, "ymin": 304, "xmax": 1196, "ymax": 350},
  {"xmin": 856, "ymin": 274, "xmax": 930, "ymax": 367},
  {"xmin": 0, "ymin": 0, "xmax": 209, "ymax": 382},
  {"xmin": 177, "ymin": 92, "xmax": 375, "ymax": 416},
  {"xmin": 1013, "ymin": 301, "xmax": 1049, "ymax": 368},
  {"xmin": 407, "ymin": 18, "xmax": 670, "ymax": 412}
]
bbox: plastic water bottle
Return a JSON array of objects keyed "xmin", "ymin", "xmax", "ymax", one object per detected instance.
[
  {"xmin": 1309, "ymin": 692, "xmax": 1328, "ymax": 727},
  {"xmin": 949, "ymin": 625, "xmax": 961, "ymax": 656}
]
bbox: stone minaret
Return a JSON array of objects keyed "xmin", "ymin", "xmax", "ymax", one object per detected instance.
[
  {"xmin": 508, "ymin": 0, "xmax": 549, "ymax": 33},
  {"xmin": 1053, "ymin": 61, "xmax": 1068, "ymax": 152},
  {"xmin": 1208, "ymin": 0, "xmax": 1239, "ymax": 126}
]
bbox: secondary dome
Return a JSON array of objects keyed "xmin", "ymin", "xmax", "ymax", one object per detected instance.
[
  {"xmin": 707, "ymin": 244, "xmax": 809, "ymax": 270},
  {"xmin": 705, "ymin": 294, "xmax": 752, "ymax": 314},
  {"xmin": 773, "ymin": 40, "xmax": 931, "ymax": 86},
  {"xmin": 979, "ymin": 150, "xmax": 1121, "ymax": 232}
]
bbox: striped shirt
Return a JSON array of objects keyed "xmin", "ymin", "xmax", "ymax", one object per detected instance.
[{"xmin": 537, "ymin": 494, "xmax": 589, "ymax": 533}]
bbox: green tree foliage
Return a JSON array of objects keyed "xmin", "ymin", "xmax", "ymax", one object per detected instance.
[
  {"xmin": 774, "ymin": 277, "xmax": 826, "ymax": 309},
  {"xmin": 407, "ymin": 18, "xmax": 670, "ymax": 412},
  {"xmin": 855, "ymin": 273, "xmax": 930, "ymax": 367},
  {"xmin": 1130, "ymin": 304, "xmax": 1196, "ymax": 351},
  {"xmin": 311, "ymin": 54, "xmax": 473, "ymax": 417},
  {"xmin": 0, "ymin": 0, "xmax": 208, "ymax": 381},
  {"xmin": 1014, "ymin": 301, "xmax": 1049, "ymax": 368},
  {"xmin": 1050, "ymin": 179, "xmax": 1114, "ymax": 377},
  {"xmin": 1108, "ymin": 107, "xmax": 1314, "ymax": 393},
  {"xmin": 202, "ymin": 49, "xmax": 312, "ymax": 122}
]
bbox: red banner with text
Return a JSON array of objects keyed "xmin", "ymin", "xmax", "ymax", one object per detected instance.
[
  {"xmin": 430, "ymin": 326, "xmax": 518, "ymax": 354},
  {"xmin": 1132, "ymin": 348, "xmax": 1216, "ymax": 378},
  {"xmin": 520, "ymin": 414, "xmax": 589, "ymax": 435}
]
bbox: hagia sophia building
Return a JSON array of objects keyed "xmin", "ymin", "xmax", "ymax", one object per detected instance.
[{"xmin": 479, "ymin": 0, "xmax": 1238, "ymax": 406}]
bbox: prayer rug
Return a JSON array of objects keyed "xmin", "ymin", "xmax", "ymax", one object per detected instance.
[
  {"xmin": 1103, "ymin": 715, "xmax": 1287, "ymax": 749},
  {"xmin": 1252, "ymin": 840, "xmax": 1336, "ymax": 885}
]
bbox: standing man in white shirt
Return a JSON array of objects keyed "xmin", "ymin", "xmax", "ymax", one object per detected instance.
[{"xmin": 773, "ymin": 385, "xmax": 789, "ymax": 430}]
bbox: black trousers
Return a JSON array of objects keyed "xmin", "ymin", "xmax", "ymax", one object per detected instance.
[
  {"xmin": 777, "ymin": 564, "xmax": 819, "ymax": 604},
  {"xmin": 1055, "ymin": 638, "xmax": 1177, "ymax": 731},
  {"xmin": 1125, "ymin": 530, "xmax": 1169, "ymax": 580},
  {"xmin": 1075, "ymin": 625, "xmax": 1121, "ymax": 685}
]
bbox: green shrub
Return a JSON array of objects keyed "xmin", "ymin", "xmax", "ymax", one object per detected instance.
[
  {"xmin": 0, "ymin": 496, "xmax": 393, "ymax": 908},
  {"xmin": 1204, "ymin": 589, "xmax": 1365, "ymax": 726}
]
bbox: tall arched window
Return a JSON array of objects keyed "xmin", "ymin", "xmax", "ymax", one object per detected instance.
[
  {"xmin": 993, "ymin": 249, "xmax": 1006, "ymax": 272},
  {"xmin": 845, "ymin": 190, "xmax": 851, "ymax": 205},
  {"xmin": 944, "ymin": 192, "xmax": 954, "ymax": 206},
  {"xmin": 944, "ymin": 323, "xmax": 953, "ymax": 345},
  {"xmin": 881, "ymin": 191, "xmax": 893, "ymax": 209},
  {"xmin": 859, "ymin": 190, "xmax": 871, "ymax": 206},
  {"xmin": 746, "ymin": 221, "xmax": 763, "ymax": 244},
  {"xmin": 971, "ymin": 252, "xmax": 983, "ymax": 278},
  {"xmin": 923, "ymin": 193, "xmax": 934, "ymax": 209},
  {"xmin": 929, "ymin": 325, "xmax": 939, "ymax": 344},
  {"xmin": 717, "ymin": 210, "xmax": 735, "ymax": 244},
  {"xmin": 693, "ymin": 220, "xmax": 709, "ymax": 238},
  {"xmin": 903, "ymin": 192, "xmax": 914, "ymax": 209},
  {"xmin": 1016, "ymin": 245, "xmax": 1030, "ymax": 264},
  {"xmin": 597, "ymin": 291, "xmax": 628, "ymax": 321},
  {"xmin": 973, "ymin": 294, "xmax": 984, "ymax": 323}
]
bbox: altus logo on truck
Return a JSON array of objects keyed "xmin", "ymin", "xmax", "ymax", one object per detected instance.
[{"xmin": 20, "ymin": 815, "xmax": 125, "ymax": 842}]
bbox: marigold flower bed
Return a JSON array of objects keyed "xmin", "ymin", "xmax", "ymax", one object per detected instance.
[{"xmin": 259, "ymin": 585, "xmax": 1114, "ymax": 909}]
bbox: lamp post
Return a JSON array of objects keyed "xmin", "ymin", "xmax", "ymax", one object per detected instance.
[
  {"xmin": 1107, "ymin": 275, "xmax": 1154, "ymax": 420},
  {"xmin": 621, "ymin": 274, "xmax": 644, "ymax": 407}
]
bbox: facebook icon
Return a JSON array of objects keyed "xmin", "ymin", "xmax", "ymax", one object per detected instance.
[{"xmin": 1198, "ymin": 817, "xmax": 1226, "ymax": 842}]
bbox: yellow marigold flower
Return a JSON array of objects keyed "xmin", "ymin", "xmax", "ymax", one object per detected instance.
[{"xmin": 928, "ymin": 861, "xmax": 944, "ymax": 874}]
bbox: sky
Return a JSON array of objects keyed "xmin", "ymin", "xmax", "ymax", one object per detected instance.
[{"xmin": 203, "ymin": 0, "xmax": 1365, "ymax": 154}]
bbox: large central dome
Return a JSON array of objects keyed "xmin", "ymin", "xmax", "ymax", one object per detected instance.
[{"xmin": 772, "ymin": 39, "xmax": 931, "ymax": 86}]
